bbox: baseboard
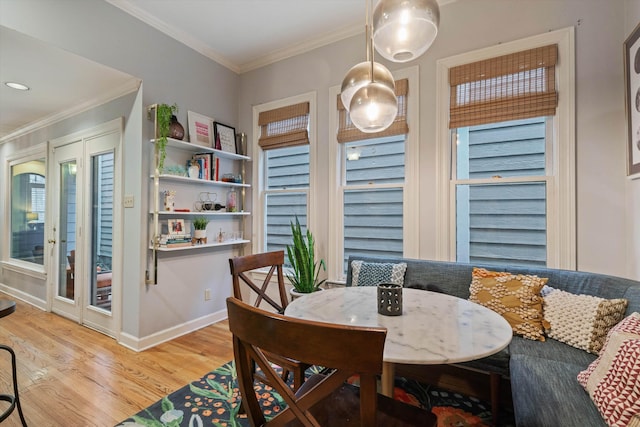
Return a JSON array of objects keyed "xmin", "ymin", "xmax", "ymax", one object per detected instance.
[
  {"xmin": 118, "ymin": 308, "xmax": 228, "ymax": 352},
  {"xmin": 0, "ymin": 283, "xmax": 47, "ymax": 310}
]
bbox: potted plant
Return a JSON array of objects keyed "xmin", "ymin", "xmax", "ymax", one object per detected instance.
[
  {"xmin": 286, "ymin": 216, "xmax": 326, "ymax": 298},
  {"xmin": 193, "ymin": 216, "xmax": 208, "ymax": 240},
  {"xmin": 156, "ymin": 103, "xmax": 178, "ymax": 172}
]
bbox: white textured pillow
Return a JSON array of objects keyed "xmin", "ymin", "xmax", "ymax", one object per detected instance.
[
  {"xmin": 351, "ymin": 261, "xmax": 407, "ymax": 287},
  {"xmin": 542, "ymin": 286, "xmax": 628, "ymax": 354},
  {"xmin": 577, "ymin": 312, "xmax": 640, "ymax": 427}
]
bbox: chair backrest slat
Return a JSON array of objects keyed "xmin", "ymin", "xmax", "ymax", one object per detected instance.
[
  {"xmin": 229, "ymin": 251, "xmax": 288, "ymax": 312},
  {"xmin": 226, "ymin": 297, "xmax": 387, "ymax": 426}
]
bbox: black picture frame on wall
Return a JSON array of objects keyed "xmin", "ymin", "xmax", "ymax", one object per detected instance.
[
  {"xmin": 213, "ymin": 122, "xmax": 237, "ymax": 154},
  {"xmin": 624, "ymin": 22, "xmax": 640, "ymax": 178}
]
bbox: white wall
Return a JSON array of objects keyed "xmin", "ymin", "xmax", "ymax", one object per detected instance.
[
  {"xmin": 626, "ymin": 0, "xmax": 640, "ymax": 281},
  {"xmin": 239, "ymin": 0, "xmax": 636, "ymax": 279},
  {"xmin": 1, "ymin": 0, "xmax": 241, "ymax": 342}
]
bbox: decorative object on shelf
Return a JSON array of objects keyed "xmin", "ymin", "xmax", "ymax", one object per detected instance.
[
  {"xmin": 162, "ymin": 165, "xmax": 187, "ymax": 177},
  {"xmin": 217, "ymin": 228, "xmax": 226, "ymax": 243},
  {"xmin": 235, "ymin": 132, "xmax": 247, "ymax": 156},
  {"xmin": 194, "ymin": 192, "xmax": 219, "ymax": 211},
  {"xmin": 187, "ymin": 111, "xmax": 214, "ymax": 148},
  {"xmin": 226, "ymin": 188, "xmax": 238, "ymax": 212},
  {"xmin": 213, "ymin": 122, "xmax": 237, "ymax": 154},
  {"xmin": 167, "ymin": 219, "xmax": 185, "ymax": 235},
  {"xmin": 221, "ymin": 173, "xmax": 242, "ymax": 183},
  {"xmin": 192, "ymin": 217, "xmax": 208, "ymax": 244},
  {"xmin": 373, "ymin": 0, "xmax": 440, "ymax": 63},
  {"xmin": 187, "ymin": 160, "xmax": 200, "ymax": 179},
  {"xmin": 169, "ymin": 114, "xmax": 185, "ymax": 140},
  {"xmin": 286, "ymin": 216, "xmax": 326, "ymax": 294},
  {"xmin": 377, "ymin": 283, "xmax": 403, "ymax": 315},
  {"xmin": 624, "ymin": 22, "xmax": 640, "ymax": 177},
  {"xmin": 162, "ymin": 190, "xmax": 176, "ymax": 212},
  {"xmin": 156, "ymin": 103, "xmax": 178, "ymax": 172},
  {"xmin": 340, "ymin": 0, "xmax": 397, "ymax": 133}
]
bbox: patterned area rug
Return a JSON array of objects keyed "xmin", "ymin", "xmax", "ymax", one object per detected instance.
[{"xmin": 115, "ymin": 361, "xmax": 514, "ymax": 427}]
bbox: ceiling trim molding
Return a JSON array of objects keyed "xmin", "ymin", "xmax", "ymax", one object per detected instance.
[
  {"xmin": 0, "ymin": 79, "xmax": 141, "ymax": 144},
  {"xmin": 105, "ymin": 0, "xmax": 241, "ymax": 73}
]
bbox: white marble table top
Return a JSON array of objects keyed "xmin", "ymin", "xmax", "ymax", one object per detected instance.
[{"xmin": 285, "ymin": 286, "xmax": 513, "ymax": 365}]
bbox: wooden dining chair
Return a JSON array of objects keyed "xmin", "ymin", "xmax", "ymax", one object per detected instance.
[
  {"xmin": 226, "ymin": 297, "xmax": 437, "ymax": 427},
  {"xmin": 228, "ymin": 251, "xmax": 308, "ymax": 391}
]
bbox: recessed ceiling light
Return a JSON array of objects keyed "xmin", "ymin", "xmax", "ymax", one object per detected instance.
[{"xmin": 4, "ymin": 82, "xmax": 30, "ymax": 91}]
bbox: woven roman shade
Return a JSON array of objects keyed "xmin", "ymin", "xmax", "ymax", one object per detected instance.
[
  {"xmin": 258, "ymin": 102, "xmax": 310, "ymax": 150},
  {"xmin": 449, "ymin": 44, "xmax": 558, "ymax": 129},
  {"xmin": 337, "ymin": 78, "xmax": 409, "ymax": 143}
]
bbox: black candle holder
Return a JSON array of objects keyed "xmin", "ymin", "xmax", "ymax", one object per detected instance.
[{"xmin": 377, "ymin": 283, "xmax": 403, "ymax": 316}]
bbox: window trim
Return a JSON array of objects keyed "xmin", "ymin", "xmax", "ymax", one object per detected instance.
[
  {"xmin": 329, "ymin": 66, "xmax": 420, "ymax": 282},
  {"xmin": 435, "ymin": 27, "xmax": 576, "ymax": 269},
  {"xmin": 3, "ymin": 143, "xmax": 47, "ymax": 274},
  {"xmin": 252, "ymin": 91, "xmax": 317, "ymax": 255}
]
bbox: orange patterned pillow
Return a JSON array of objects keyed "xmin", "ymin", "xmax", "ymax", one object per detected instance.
[{"xmin": 470, "ymin": 267, "xmax": 549, "ymax": 341}]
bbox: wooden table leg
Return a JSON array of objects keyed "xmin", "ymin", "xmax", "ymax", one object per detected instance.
[{"xmin": 381, "ymin": 361, "xmax": 395, "ymax": 397}]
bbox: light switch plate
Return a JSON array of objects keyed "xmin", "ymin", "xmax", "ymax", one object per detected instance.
[{"xmin": 123, "ymin": 195, "xmax": 134, "ymax": 208}]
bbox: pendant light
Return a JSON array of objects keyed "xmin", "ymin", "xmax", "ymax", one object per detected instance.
[
  {"xmin": 373, "ymin": 0, "xmax": 440, "ymax": 63},
  {"xmin": 341, "ymin": 0, "xmax": 398, "ymax": 133}
]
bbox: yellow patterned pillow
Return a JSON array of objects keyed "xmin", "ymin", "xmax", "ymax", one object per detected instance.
[{"xmin": 470, "ymin": 267, "xmax": 549, "ymax": 341}]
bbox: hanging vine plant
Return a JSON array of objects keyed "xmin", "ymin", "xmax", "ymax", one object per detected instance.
[{"xmin": 156, "ymin": 103, "xmax": 178, "ymax": 172}]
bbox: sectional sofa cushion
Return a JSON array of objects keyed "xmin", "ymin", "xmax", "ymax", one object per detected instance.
[
  {"xmin": 577, "ymin": 313, "xmax": 640, "ymax": 427},
  {"xmin": 350, "ymin": 261, "xmax": 407, "ymax": 287},
  {"xmin": 469, "ymin": 268, "xmax": 548, "ymax": 341},
  {"xmin": 542, "ymin": 286, "xmax": 628, "ymax": 354}
]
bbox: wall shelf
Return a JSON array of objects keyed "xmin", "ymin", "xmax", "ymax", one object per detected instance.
[
  {"xmin": 151, "ymin": 174, "xmax": 250, "ymax": 188},
  {"xmin": 153, "ymin": 240, "xmax": 250, "ymax": 252},
  {"xmin": 150, "ymin": 137, "xmax": 250, "ymax": 161},
  {"xmin": 151, "ymin": 211, "xmax": 251, "ymax": 216}
]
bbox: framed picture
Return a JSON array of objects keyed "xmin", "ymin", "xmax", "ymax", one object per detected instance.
[
  {"xmin": 187, "ymin": 111, "xmax": 214, "ymax": 148},
  {"xmin": 214, "ymin": 122, "xmax": 237, "ymax": 154},
  {"xmin": 167, "ymin": 219, "xmax": 185, "ymax": 235},
  {"xmin": 624, "ymin": 22, "xmax": 640, "ymax": 178}
]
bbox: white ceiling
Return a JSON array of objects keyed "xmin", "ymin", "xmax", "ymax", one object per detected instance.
[{"xmin": 0, "ymin": 0, "xmax": 453, "ymax": 140}]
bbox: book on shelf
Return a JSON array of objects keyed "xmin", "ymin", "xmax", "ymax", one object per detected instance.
[
  {"xmin": 162, "ymin": 241, "xmax": 193, "ymax": 248},
  {"xmin": 193, "ymin": 153, "xmax": 217, "ymax": 181}
]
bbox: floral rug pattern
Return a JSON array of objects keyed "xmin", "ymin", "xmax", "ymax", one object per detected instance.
[{"xmin": 115, "ymin": 361, "xmax": 514, "ymax": 427}]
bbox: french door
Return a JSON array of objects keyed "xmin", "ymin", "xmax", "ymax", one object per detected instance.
[{"xmin": 48, "ymin": 120, "xmax": 121, "ymax": 337}]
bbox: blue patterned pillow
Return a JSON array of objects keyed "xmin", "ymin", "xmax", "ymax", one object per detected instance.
[{"xmin": 351, "ymin": 261, "xmax": 407, "ymax": 287}]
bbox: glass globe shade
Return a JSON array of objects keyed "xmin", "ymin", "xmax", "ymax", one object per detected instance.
[
  {"xmin": 349, "ymin": 82, "xmax": 398, "ymax": 133},
  {"xmin": 373, "ymin": 0, "xmax": 440, "ymax": 63},
  {"xmin": 341, "ymin": 61, "xmax": 395, "ymax": 112}
]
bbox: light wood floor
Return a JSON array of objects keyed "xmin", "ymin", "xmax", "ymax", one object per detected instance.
[{"xmin": 0, "ymin": 295, "xmax": 235, "ymax": 427}]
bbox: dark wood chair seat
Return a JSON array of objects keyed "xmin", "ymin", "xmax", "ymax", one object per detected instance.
[{"xmin": 226, "ymin": 297, "xmax": 437, "ymax": 427}]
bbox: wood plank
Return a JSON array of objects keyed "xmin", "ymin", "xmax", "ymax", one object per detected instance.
[{"xmin": 0, "ymin": 295, "xmax": 234, "ymax": 427}]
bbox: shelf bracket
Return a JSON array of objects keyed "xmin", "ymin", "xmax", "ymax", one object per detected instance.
[{"xmin": 146, "ymin": 104, "xmax": 160, "ymax": 285}]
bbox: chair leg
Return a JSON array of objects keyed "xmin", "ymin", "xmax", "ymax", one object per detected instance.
[
  {"xmin": 0, "ymin": 345, "xmax": 28, "ymax": 426},
  {"xmin": 490, "ymin": 372, "xmax": 500, "ymax": 427}
]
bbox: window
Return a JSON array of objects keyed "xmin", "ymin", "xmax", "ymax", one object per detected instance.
[
  {"xmin": 10, "ymin": 158, "xmax": 46, "ymax": 265},
  {"xmin": 254, "ymin": 94, "xmax": 315, "ymax": 260},
  {"xmin": 330, "ymin": 69, "xmax": 419, "ymax": 279},
  {"xmin": 341, "ymin": 136, "xmax": 405, "ymax": 273},
  {"xmin": 437, "ymin": 28, "xmax": 576, "ymax": 269}
]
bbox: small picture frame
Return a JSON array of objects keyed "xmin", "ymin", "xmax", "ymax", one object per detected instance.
[
  {"xmin": 187, "ymin": 111, "xmax": 214, "ymax": 148},
  {"xmin": 624, "ymin": 22, "xmax": 640, "ymax": 178},
  {"xmin": 214, "ymin": 122, "xmax": 237, "ymax": 154},
  {"xmin": 167, "ymin": 219, "xmax": 185, "ymax": 235}
]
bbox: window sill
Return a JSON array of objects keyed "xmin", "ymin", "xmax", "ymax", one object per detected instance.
[{"xmin": 1, "ymin": 260, "xmax": 46, "ymax": 280}]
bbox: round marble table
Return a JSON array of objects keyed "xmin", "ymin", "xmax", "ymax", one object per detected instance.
[{"xmin": 285, "ymin": 286, "xmax": 512, "ymax": 397}]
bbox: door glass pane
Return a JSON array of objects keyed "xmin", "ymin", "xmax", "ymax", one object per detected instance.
[
  {"xmin": 456, "ymin": 182, "xmax": 547, "ymax": 267},
  {"xmin": 90, "ymin": 152, "xmax": 113, "ymax": 311},
  {"xmin": 10, "ymin": 160, "xmax": 46, "ymax": 265},
  {"xmin": 58, "ymin": 161, "xmax": 77, "ymax": 299}
]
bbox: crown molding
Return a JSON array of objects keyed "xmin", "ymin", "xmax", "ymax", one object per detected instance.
[{"xmin": 0, "ymin": 79, "xmax": 140, "ymax": 144}]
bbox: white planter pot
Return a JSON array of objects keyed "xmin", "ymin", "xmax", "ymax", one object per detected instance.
[
  {"xmin": 289, "ymin": 287, "xmax": 322, "ymax": 301},
  {"xmin": 194, "ymin": 229, "xmax": 207, "ymax": 239}
]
